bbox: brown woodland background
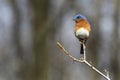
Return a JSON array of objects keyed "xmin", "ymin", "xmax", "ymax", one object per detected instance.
[{"xmin": 0, "ymin": 0, "xmax": 119, "ymax": 80}]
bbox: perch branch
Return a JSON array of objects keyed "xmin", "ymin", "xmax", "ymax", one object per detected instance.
[{"xmin": 57, "ymin": 41, "xmax": 111, "ymax": 80}]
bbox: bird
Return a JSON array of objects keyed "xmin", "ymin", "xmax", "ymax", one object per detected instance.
[{"xmin": 73, "ymin": 14, "xmax": 91, "ymax": 54}]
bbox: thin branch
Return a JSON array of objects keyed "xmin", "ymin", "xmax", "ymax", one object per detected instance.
[
  {"xmin": 57, "ymin": 42, "xmax": 84, "ymax": 62},
  {"xmin": 83, "ymin": 43, "xmax": 86, "ymax": 60},
  {"xmin": 57, "ymin": 41, "xmax": 111, "ymax": 80}
]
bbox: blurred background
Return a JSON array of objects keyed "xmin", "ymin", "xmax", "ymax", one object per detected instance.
[{"xmin": 0, "ymin": 0, "xmax": 120, "ymax": 80}]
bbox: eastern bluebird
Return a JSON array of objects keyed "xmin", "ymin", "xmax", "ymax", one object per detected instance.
[{"xmin": 73, "ymin": 14, "xmax": 91, "ymax": 54}]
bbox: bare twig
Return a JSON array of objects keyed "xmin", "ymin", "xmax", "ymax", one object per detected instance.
[
  {"xmin": 57, "ymin": 42, "xmax": 84, "ymax": 62},
  {"xmin": 57, "ymin": 41, "xmax": 111, "ymax": 80}
]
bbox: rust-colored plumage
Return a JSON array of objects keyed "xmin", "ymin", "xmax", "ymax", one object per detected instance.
[
  {"xmin": 73, "ymin": 14, "xmax": 91, "ymax": 54},
  {"xmin": 74, "ymin": 19, "xmax": 91, "ymax": 35}
]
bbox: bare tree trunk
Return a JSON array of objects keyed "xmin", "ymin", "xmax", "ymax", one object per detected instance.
[
  {"xmin": 111, "ymin": 0, "xmax": 120, "ymax": 80},
  {"xmin": 32, "ymin": 0, "xmax": 50, "ymax": 80}
]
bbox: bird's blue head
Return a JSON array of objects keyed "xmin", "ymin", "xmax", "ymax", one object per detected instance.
[{"xmin": 73, "ymin": 14, "xmax": 87, "ymax": 21}]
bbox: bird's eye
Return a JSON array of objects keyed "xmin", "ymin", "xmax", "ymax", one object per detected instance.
[{"xmin": 76, "ymin": 16, "xmax": 80, "ymax": 19}]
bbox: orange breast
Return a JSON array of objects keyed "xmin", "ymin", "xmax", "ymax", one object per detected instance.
[{"xmin": 74, "ymin": 19, "xmax": 91, "ymax": 34}]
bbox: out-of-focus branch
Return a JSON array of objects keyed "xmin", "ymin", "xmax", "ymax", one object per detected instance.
[{"xmin": 57, "ymin": 41, "xmax": 111, "ymax": 80}]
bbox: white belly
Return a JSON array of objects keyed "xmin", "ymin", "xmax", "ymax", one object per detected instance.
[{"xmin": 75, "ymin": 28, "xmax": 89, "ymax": 39}]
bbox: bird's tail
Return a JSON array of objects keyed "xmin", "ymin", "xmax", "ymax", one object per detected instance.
[{"xmin": 80, "ymin": 44, "xmax": 84, "ymax": 54}]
